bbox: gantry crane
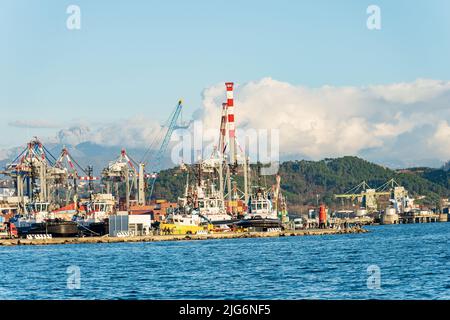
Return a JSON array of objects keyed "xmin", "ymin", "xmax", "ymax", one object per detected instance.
[
  {"xmin": 101, "ymin": 149, "xmax": 142, "ymax": 210},
  {"xmin": 54, "ymin": 147, "xmax": 97, "ymax": 205},
  {"xmin": 3, "ymin": 137, "xmax": 68, "ymax": 211},
  {"xmin": 334, "ymin": 180, "xmax": 399, "ymax": 211}
]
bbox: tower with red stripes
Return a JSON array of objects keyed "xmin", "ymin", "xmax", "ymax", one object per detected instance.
[{"xmin": 225, "ymin": 82, "xmax": 237, "ymax": 164}]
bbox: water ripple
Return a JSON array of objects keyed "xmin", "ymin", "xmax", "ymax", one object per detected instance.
[{"xmin": 0, "ymin": 223, "xmax": 449, "ymax": 300}]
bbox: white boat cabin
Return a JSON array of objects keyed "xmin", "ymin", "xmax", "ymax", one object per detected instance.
[{"xmin": 245, "ymin": 197, "xmax": 278, "ymax": 220}]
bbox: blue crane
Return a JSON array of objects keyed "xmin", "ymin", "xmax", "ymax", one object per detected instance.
[{"xmin": 146, "ymin": 100, "xmax": 188, "ymax": 199}]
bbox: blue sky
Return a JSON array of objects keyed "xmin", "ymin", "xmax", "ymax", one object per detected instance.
[{"xmin": 1, "ymin": 0, "xmax": 450, "ymax": 155}]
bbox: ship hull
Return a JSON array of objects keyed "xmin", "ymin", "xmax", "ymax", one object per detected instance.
[
  {"xmin": 160, "ymin": 223, "xmax": 209, "ymax": 235},
  {"xmin": 78, "ymin": 221, "xmax": 109, "ymax": 236},
  {"xmin": 236, "ymin": 218, "xmax": 282, "ymax": 229},
  {"xmin": 19, "ymin": 221, "xmax": 79, "ymax": 237},
  {"xmin": 210, "ymin": 219, "xmax": 240, "ymax": 226}
]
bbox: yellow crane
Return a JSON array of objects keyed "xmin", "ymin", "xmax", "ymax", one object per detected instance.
[{"xmin": 334, "ymin": 181, "xmax": 391, "ymax": 211}]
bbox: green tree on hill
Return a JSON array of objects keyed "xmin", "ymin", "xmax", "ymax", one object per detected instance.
[{"xmin": 152, "ymin": 156, "xmax": 449, "ymax": 211}]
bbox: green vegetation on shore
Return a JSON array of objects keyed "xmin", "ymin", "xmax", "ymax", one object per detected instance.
[{"xmin": 152, "ymin": 156, "xmax": 449, "ymax": 210}]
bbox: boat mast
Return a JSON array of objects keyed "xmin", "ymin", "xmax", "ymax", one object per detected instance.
[
  {"xmin": 226, "ymin": 163, "xmax": 232, "ymax": 211},
  {"xmin": 197, "ymin": 162, "xmax": 202, "ymax": 187},
  {"xmin": 87, "ymin": 165, "xmax": 94, "ymax": 194},
  {"xmin": 218, "ymin": 160, "xmax": 224, "ymax": 205},
  {"xmin": 243, "ymin": 156, "xmax": 249, "ymax": 205},
  {"xmin": 138, "ymin": 163, "xmax": 145, "ymax": 206},
  {"xmin": 184, "ymin": 170, "xmax": 189, "ymax": 198},
  {"xmin": 123, "ymin": 165, "xmax": 130, "ymax": 211}
]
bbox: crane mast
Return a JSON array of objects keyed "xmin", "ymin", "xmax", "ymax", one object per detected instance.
[{"xmin": 148, "ymin": 100, "xmax": 187, "ymax": 199}]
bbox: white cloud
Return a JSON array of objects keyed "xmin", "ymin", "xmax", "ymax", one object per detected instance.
[
  {"xmin": 89, "ymin": 117, "xmax": 164, "ymax": 148},
  {"xmin": 197, "ymin": 77, "xmax": 450, "ymax": 166},
  {"xmin": 428, "ymin": 121, "xmax": 450, "ymax": 159},
  {"xmin": 369, "ymin": 79, "xmax": 450, "ymax": 105},
  {"xmin": 4, "ymin": 78, "xmax": 448, "ymax": 168},
  {"xmin": 8, "ymin": 119, "xmax": 60, "ymax": 129},
  {"xmin": 55, "ymin": 126, "xmax": 92, "ymax": 146},
  {"xmin": 46, "ymin": 117, "xmax": 165, "ymax": 149}
]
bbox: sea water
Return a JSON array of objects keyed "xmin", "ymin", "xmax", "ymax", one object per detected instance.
[{"xmin": 0, "ymin": 223, "xmax": 448, "ymax": 300}]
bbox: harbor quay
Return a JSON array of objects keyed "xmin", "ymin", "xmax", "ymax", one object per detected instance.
[{"xmin": 0, "ymin": 226, "xmax": 367, "ymax": 246}]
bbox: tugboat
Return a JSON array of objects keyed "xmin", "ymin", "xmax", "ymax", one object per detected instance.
[
  {"xmin": 236, "ymin": 189, "xmax": 282, "ymax": 230},
  {"xmin": 75, "ymin": 193, "xmax": 115, "ymax": 236},
  {"xmin": 236, "ymin": 175, "xmax": 288, "ymax": 230},
  {"xmin": 178, "ymin": 160, "xmax": 236, "ymax": 225},
  {"xmin": 160, "ymin": 210, "xmax": 211, "ymax": 235},
  {"xmin": 11, "ymin": 201, "xmax": 79, "ymax": 237},
  {"xmin": 180, "ymin": 181, "xmax": 235, "ymax": 225}
]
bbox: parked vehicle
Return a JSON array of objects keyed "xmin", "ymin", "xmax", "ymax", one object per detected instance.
[
  {"xmin": 293, "ymin": 218, "xmax": 304, "ymax": 229},
  {"xmin": 0, "ymin": 222, "xmax": 18, "ymax": 239}
]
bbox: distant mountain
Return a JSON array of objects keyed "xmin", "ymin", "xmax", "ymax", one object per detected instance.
[
  {"xmin": 399, "ymin": 166, "xmax": 449, "ymax": 190},
  {"xmin": 54, "ymin": 126, "xmax": 92, "ymax": 146},
  {"xmin": 277, "ymin": 157, "xmax": 448, "ymax": 207}
]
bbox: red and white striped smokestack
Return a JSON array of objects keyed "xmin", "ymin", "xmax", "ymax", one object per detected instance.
[{"xmin": 225, "ymin": 82, "xmax": 237, "ymax": 164}]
